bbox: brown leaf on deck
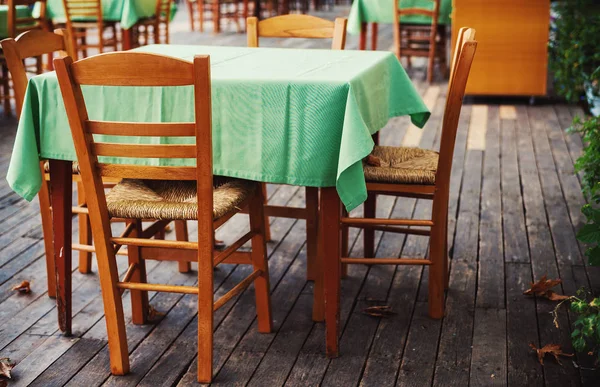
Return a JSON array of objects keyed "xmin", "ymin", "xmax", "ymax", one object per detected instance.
[
  {"xmin": 523, "ymin": 275, "xmax": 569, "ymax": 301},
  {"xmin": 0, "ymin": 380, "xmax": 7, "ymax": 387},
  {"xmin": 11, "ymin": 280, "xmax": 31, "ymax": 294},
  {"xmin": 0, "ymin": 358, "xmax": 15, "ymax": 379},
  {"xmin": 148, "ymin": 305, "xmax": 165, "ymax": 322},
  {"xmin": 363, "ymin": 305, "xmax": 396, "ymax": 318},
  {"xmin": 529, "ymin": 343, "xmax": 573, "ymax": 365}
]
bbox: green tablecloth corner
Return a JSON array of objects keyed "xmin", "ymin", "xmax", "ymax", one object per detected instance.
[
  {"xmin": 7, "ymin": 45, "xmax": 429, "ymax": 212},
  {"xmin": 347, "ymin": 0, "xmax": 453, "ymax": 35},
  {"xmin": 33, "ymin": 0, "xmax": 177, "ymax": 30}
]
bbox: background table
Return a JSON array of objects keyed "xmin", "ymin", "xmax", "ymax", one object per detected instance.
[
  {"xmin": 347, "ymin": 0, "xmax": 452, "ymax": 50},
  {"xmin": 0, "ymin": 4, "xmax": 33, "ymax": 39},
  {"xmin": 33, "ymin": 0, "xmax": 177, "ymax": 49},
  {"xmin": 7, "ymin": 45, "xmax": 429, "ymax": 334}
]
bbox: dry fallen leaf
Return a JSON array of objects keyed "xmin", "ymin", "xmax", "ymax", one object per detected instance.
[
  {"xmin": 0, "ymin": 358, "xmax": 15, "ymax": 379},
  {"xmin": 529, "ymin": 343, "xmax": 573, "ymax": 365},
  {"xmin": 363, "ymin": 305, "xmax": 396, "ymax": 318},
  {"xmin": 148, "ymin": 305, "xmax": 165, "ymax": 322},
  {"xmin": 11, "ymin": 280, "xmax": 31, "ymax": 294},
  {"xmin": 0, "ymin": 380, "xmax": 7, "ymax": 387},
  {"xmin": 523, "ymin": 275, "xmax": 569, "ymax": 301}
]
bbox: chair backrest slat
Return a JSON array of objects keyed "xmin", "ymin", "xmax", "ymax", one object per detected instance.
[
  {"xmin": 93, "ymin": 143, "xmax": 197, "ymax": 159},
  {"xmin": 1, "ymin": 28, "xmax": 74, "ymax": 116},
  {"xmin": 247, "ymin": 15, "xmax": 347, "ymax": 50},
  {"xmin": 436, "ymin": 28, "xmax": 477, "ymax": 188},
  {"xmin": 87, "ymin": 121, "xmax": 195, "ymax": 136},
  {"xmin": 98, "ymin": 164, "xmax": 197, "ymax": 180},
  {"xmin": 393, "ymin": 0, "xmax": 441, "ymax": 62}
]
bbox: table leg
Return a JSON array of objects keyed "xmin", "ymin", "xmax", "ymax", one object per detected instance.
[
  {"xmin": 213, "ymin": 0, "xmax": 221, "ymax": 33},
  {"xmin": 359, "ymin": 22, "xmax": 367, "ymax": 50},
  {"xmin": 122, "ymin": 28, "xmax": 134, "ymax": 51},
  {"xmin": 321, "ymin": 187, "xmax": 341, "ymax": 358},
  {"xmin": 49, "ymin": 159, "xmax": 73, "ymax": 336},
  {"xmin": 371, "ymin": 23, "xmax": 378, "ymax": 51},
  {"xmin": 253, "ymin": 0, "xmax": 261, "ymax": 18}
]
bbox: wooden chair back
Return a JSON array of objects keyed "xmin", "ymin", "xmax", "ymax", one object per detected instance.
[
  {"xmin": 246, "ymin": 14, "xmax": 347, "ymax": 49},
  {"xmin": 1, "ymin": 28, "xmax": 74, "ymax": 116},
  {"xmin": 436, "ymin": 27, "xmax": 477, "ymax": 190},
  {"xmin": 392, "ymin": 0, "xmax": 440, "ymax": 59},
  {"xmin": 61, "ymin": 0, "xmax": 103, "ymax": 52},
  {"xmin": 53, "ymin": 52, "xmax": 214, "ymax": 244},
  {"xmin": 7, "ymin": 0, "xmax": 47, "ymax": 38},
  {"xmin": 155, "ymin": 0, "xmax": 172, "ymax": 43}
]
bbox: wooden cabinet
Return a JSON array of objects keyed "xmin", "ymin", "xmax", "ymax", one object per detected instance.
[{"xmin": 452, "ymin": 0, "xmax": 550, "ymax": 96}]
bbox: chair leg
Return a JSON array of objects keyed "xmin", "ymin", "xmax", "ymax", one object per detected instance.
[
  {"xmin": 341, "ymin": 209, "xmax": 348, "ymax": 279},
  {"xmin": 261, "ymin": 183, "xmax": 272, "ymax": 242},
  {"xmin": 2, "ymin": 63, "xmax": 11, "ymax": 117},
  {"xmin": 305, "ymin": 187, "xmax": 319, "ymax": 281},
  {"xmin": 363, "ymin": 192, "xmax": 376, "ymax": 258},
  {"xmin": 428, "ymin": 202, "xmax": 446, "ymax": 319},
  {"xmin": 38, "ymin": 169, "xmax": 56, "ymax": 298},
  {"xmin": 128, "ymin": 220, "xmax": 149, "ymax": 325},
  {"xmin": 77, "ymin": 182, "xmax": 93, "ymax": 274},
  {"xmin": 199, "ymin": 1, "xmax": 204, "ymax": 33},
  {"xmin": 187, "ymin": 0, "xmax": 195, "ymax": 31},
  {"xmin": 248, "ymin": 188, "xmax": 273, "ymax": 333},
  {"xmin": 175, "ymin": 221, "xmax": 191, "ymax": 273},
  {"xmin": 197, "ymin": 218, "xmax": 214, "ymax": 383}
]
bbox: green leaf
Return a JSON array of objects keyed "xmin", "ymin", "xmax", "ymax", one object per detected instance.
[
  {"xmin": 577, "ymin": 224, "xmax": 600, "ymax": 244},
  {"xmin": 587, "ymin": 246, "xmax": 600, "ymax": 266}
]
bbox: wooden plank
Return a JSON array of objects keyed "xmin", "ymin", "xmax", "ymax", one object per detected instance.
[
  {"xmin": 500, "ymin": 112, "xmax": 530, "ymax": 263},
  {"xmin": 505, "ymin": 263, "xmax": 544, "ymax": 387},
  {"xmin": 476, "ymin": 105, "xmax": 504, "ymax": 309},
  {"xmin": 433, "ymin": 105, "xmax": 484, "ymax": 386},
  {"xmin": 516, "ymin": 105, "xmax": 581, "ymax": 386},
  {"xmin": 470, "ymin": 308, "xmax": 507, "ymax": 386}
]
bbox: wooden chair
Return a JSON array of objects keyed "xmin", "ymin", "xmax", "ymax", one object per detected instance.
[
  {"xmin": 135, "ymin": 0, "xmax": 173, "ymax": 46},
  {"xmin": 61, "ymin": 0, "xmax": 118, "ymax": 60},
  {"xmin": 246, "ymin": 14, "xmax": 347, "ymax": 281},
  {"xmin": 335, "ymin": 27, "xmax": 477, "ymax": 341},
  {"xmin": 187, "ymin": 0, "xmax": 242, "ymax": 33},
  {"xmin": 1, "ymin": 0, "xmax": 47, "ymax": 115},
  {"xmin": 392, "ymin": 0, "xmax": 447, "ymax": 82},
  {"xmin": 1, "ymin": 28, "xmax": 75, "ymax": 296},
  {"xmin": 54, "ymin": 51, "xmax": 272, "ymax": 383}
]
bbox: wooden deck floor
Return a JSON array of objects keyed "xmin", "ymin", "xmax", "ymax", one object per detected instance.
[{"xmin": 1, "ymin": 6, "xmax": 599, "ymax": 387}]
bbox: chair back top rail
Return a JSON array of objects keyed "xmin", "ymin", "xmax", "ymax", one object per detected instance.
[
  {"xmin": 246, "ymin": 14, "xmax": 347, "ymax": 50},
  {"xmin": 1, "ymin": 28, "xmax": 74, "ymax": 116}
]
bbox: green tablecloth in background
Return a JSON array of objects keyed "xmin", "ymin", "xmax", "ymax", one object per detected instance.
[
  {"xmin": 33, "ymin": 0, "xmax": 176, "ymax": 30},
  {"xmin": 0, "ymin": 5, "xmax": 33, "ymax": 39},
  {"xmin": 7, "ymin": 45, "xmax": 430, "ymax": 211},
  {"xmin": 348, "ymin": 0, "xmax": 452, "ymax": 35}
]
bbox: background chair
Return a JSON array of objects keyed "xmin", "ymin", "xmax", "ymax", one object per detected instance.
[
  {"xmin": 54, "ymin": 51, "xmax": 272, "ymax": 383},
  {"xmin": 1, "ymin": 0, "xmax": 47, "ymax": 116},
  {"xmin": 246, "ymin": 14, "xmax": 347, "ymax": 281},
  {"xmin": 61, "ymin": 0, "xmax": 118, "ymax": 60},
  {"xmin": 135, "ymin": 0, "xmax": 173, "ymax": 46},
  {"xmin": 187, "ymin": 0, "xmax": 242, "ymax": 33},
  {"xmin": 393, "ymin": 0, "xmax": 447, "ymax": 82},
  {"xmin": 325, "ymin": 28, "xmax": 477, "ymax": 356}
]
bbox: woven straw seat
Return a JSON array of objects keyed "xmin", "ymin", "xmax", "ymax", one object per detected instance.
[
  {"xmin": 43, "ymin": 160, "xmax": 81, "ymax": 174},
  {"xmin": 105, "ymin": 177, "xmax": 256, "ymax": 221},
  {"xmin": 363, "ymin": 145, "xmax": 439, "ymax": 185}
]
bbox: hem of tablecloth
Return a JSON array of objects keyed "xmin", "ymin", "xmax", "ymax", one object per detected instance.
[{"xmin": 7, "ymin": 178, "xmax": 38, "ymax": 202}]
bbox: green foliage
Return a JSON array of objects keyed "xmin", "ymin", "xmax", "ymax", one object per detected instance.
[
  {"xmin": 570, "ymin": 290, "xmax": 600, "ymax": 363},
  {"xmin": 571, "ymin": 116, "xmax": 600, "ymax": 195},
  {"xmin": 577, "ymin": 183, "xmax": 600, "ymax": 266},
  {"xmin": 549, "ymin": 0, "xmax": 600, "ymax": 104}
]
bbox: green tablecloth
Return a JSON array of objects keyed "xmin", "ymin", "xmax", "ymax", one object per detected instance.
[
  {"xmin": 0, "ymin": 5, "xmax": 34, "ymax": 39},
  {"xmin": 7, "ymin": 45, "xmax": 430, "ymax": 211},
  {"xmin": 33, "ymin": 0, "xmax": 176, "ymax": 30},
  {"xmin": 348, "ymin": 0, "xmax": 452, "ymax": 35}
]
